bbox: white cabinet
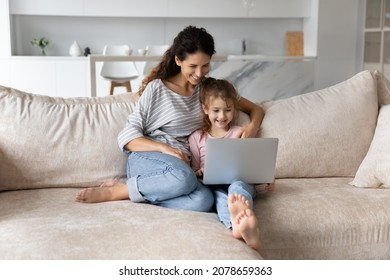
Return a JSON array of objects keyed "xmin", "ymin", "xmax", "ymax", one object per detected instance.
[
  {"xmin": 166, "ymin": 0, "xmax": 246, "ymax": 18},
  {"xmin": 10, "ymin": 0, "xmax": 313, "ymax": 18},
  {"xmin": 84, "ymin": 0, "xmax": 168, "ymax": 17},
  {"xmin": 10, "ymin": 0, "xmax": 84, "ymax": 16},
  {"xmin": 55, "ymin": 59, "xmax": 88, "ymax": 97},
  {"xmin": 9, "ymin": 59, "xmax": 57, "ymax": 95},
  {"xmin": 7, "ymin": 57, "xmax": 88, "ymax": 97},
  {"xmin": 248, "ymin": 0, "xmax": 312, "ymax": 18},
  {"xmin": 167, "ymin": 0, "xmax": 312, "ymax": 18}
]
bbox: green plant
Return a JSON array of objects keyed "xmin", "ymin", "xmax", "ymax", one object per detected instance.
[{"xmin": 31, "ymin": 37, "xmax": 50, "ymax": 55}]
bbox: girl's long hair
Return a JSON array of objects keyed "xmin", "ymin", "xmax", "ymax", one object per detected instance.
[
  {"xmin": 137, "ymin": 26, "xmax": 216, "ymax": 96},
  {"xmin": 199, "ymin": 77, "xmax": 240, "ymax": 137}
]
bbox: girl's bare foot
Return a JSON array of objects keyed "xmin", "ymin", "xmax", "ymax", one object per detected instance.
[
  {"xmin": 75, "ymin": 180, "xmax": 129, "ymax": 203},
  {"xmin": 228, "ymin": 194, "xmax": 250, "ymax": 239},
  {"xmin": 237, "ymin": 209, "xmax": 261, "ymax": 251}
]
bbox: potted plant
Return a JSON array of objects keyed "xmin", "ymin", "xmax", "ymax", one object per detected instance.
[{"xmin": 31, "ymin": 37, "xmax": 50, "ymax": 55}]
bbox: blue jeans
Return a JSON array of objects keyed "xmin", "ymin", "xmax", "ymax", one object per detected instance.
[
  {"xmin": 126, "ymin": 152, "xmax": 214, "ymax": 212},
  {"xmin": 209, "ymin": 180, "xmax": 256, "ymax": 229}
]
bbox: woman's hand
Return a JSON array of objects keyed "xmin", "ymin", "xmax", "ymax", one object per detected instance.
[
  {"xmin": 240, "ymin": 123, "xmax": 260, "ymax": 138},
  {"xmin": 126, "ymin": 137, "xmax": 190, "ymax": 164},
  {"xmin": 238, "ymin": 97, "xmax": 264, "ymax": 138},
  {"xmin": 161, "ymin": 145, "xmax": 190, "ymax": 164}
]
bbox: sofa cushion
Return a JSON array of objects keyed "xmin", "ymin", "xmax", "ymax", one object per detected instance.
[
  {"xmin": 0, "ymin": 188, "xmax": 262, "ymax": 260},
  {"xmin": 259, "ymin": 70, "xmax": 378, "ymax": 178},
  {"xmin": 256, "ymin": 177, "xmax": 390, "ymax": 259},
  {"xmin": 350, "ymin": 105, "xmax": 390, "ymax": 188},
  {"xmin": 0, "ymin": 86, "xmax": 139, "ymax": 191}
]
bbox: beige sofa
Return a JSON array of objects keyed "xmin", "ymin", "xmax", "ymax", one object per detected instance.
[{"xmin": 1, "ymin": 70, "xmax": 390, "ymax": 260}]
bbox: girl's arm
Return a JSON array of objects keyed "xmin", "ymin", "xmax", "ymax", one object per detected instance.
[
  {"xmin": 188, "ymin": 131, "xmax": 202, "ymax": 172},
  {"xmin": 238, "ymin": 96, "xmax": 265, "ymax": 138}
]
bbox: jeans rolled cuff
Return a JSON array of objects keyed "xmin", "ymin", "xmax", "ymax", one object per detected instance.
[{"xmin": 127, "ymin": 176, "xmax": 145, "ymax": 203}]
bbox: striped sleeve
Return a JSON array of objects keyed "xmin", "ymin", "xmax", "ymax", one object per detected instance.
[
  {"xmin": 117, "ymin": 82, "xmax": 154, "ymax": 151},
  {"xmin": 117, "ymin": 79, "xmax": 203, "ymax": 153}
]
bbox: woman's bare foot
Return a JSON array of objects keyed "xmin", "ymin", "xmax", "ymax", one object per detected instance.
[
  {"xmin": 237, "ymin": 209, "xmax": 261, "ymax": 251},
  {"xmin": 228, "ymin": 194, "xmax": 250, "ymax": 239},
  {"xmin": 75, "ymin": 180, "xmax": 129, "ymax": 203}
]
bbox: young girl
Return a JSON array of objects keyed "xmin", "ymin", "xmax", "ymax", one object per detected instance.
[{"xmin": 189, "ymin": 77, "xmax": 260, "ymax": 250}]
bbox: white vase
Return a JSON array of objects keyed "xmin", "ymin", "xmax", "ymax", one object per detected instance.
[{"xmin": 69, "ymin": 40, "xmax": 82, "ymax": 57}]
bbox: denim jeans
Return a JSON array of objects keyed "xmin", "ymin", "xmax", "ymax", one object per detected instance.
[
  {"xmin": 126, "ymin": 152, "xmax": 214, "ymax": 212},
  {"xmin": 210, "ymin": 180, "xmax": 256, "ymax": 229}
]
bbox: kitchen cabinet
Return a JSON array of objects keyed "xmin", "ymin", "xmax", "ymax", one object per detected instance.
[
  {"xmin": 10, "ymin": 0, "xmax": 84, "ymax": 16},
  {"xmin": 84, "ymin": 0, "xmax": 168, "ymax": 17},
  {"xmin": 6, "ymin": 57, "xmax": 88, "ymax": 97},
  {"xmin": 166, "ymin": 0, "xmax": 246, "ymax": 18},
  {"xmin": 10, "ymin": 0, "xmax": 312, "ymax": 18},
  {"xmin": 245, "ymin": 0, "xmax": 312, "ymax": 18}
]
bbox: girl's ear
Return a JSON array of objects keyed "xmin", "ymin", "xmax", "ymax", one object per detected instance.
[
  {"xmin": 175, "ymin": 56, "xmax": 181, "ymax": 66},
  {"xmin": 202, "ymin": 104, "xmax": 208, "ymax": 114}
]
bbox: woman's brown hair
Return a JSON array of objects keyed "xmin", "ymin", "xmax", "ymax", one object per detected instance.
[{"xmin": 137, "ymin": 26, "xmax": 216, "ymax": 96}]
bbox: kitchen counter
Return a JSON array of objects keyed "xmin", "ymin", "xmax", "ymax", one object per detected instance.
[{"xmin": 89, "ymin": 54, "xmax": 317, "ymax": 99}]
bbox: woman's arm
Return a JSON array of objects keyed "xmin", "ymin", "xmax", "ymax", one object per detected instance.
[
  {"xmin": 238, "ymin": 96, "xmax": 265, "ymax": 138},
  {"xmin": 125, "ymin": 137, "xmax": 190, "ymax": 164}
]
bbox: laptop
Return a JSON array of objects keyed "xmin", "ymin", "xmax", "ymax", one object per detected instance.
[{"xmin": 202, "ymin": 138, "xmax": 279, "ymax": 185}]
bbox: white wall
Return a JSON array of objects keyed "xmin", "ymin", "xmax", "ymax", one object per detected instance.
[
  {"xmin": 315, "ymin": 0, "xmax": 365, "ymax": 89},
  {"xmin": 0, "ymin": 0, "xmax": 11, "ymax": 84}
]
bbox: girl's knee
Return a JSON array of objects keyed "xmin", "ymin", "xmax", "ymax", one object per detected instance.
[{"xmin": 229, "ymin": 180, "xmax": 256, "ymax": 197}]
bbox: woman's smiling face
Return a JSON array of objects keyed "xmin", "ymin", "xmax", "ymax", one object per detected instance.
[{"xmin": 175, "ymin": 51, "xmax": 211, "ymax": 85}]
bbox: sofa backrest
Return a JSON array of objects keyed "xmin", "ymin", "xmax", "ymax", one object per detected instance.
[
  {"xmin": 0, "ymin": 70, "xmax": 385, "ymax": 191},
  {"xmin": 0, "ymin": 86, "xmax": 139, "ymax": 191},
  {"xmin": 259, "ymin": 70, "xmax": 379, "ymax": 178}
]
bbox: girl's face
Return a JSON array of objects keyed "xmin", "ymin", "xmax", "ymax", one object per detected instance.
[
  {"xmin": 175, "ymin": 52, "xmax": 211, "ymax": 85},
  {"xmin": 203, "ymin": 96, "xmax": 235, "ymax": 130}
]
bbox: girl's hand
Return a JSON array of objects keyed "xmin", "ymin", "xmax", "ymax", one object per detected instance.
[
  {"xmin": 195, "ymin": 168, "xmax": 204, "ymax": 177},
  {"xmin": 266, "ymin": 180, "xmax": 276, "ymax": 192}
]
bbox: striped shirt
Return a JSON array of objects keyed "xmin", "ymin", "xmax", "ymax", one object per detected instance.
[{"xmin": 117, "ymin": 79, "xmax": 203, "ymax": 155}]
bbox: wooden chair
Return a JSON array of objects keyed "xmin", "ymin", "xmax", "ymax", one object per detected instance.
[{"xmin": 100, "ymin": 45, "xmax": 139, "ymax": 95}]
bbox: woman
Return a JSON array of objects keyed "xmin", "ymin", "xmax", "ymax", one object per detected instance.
[{"xmin": 76, "ymin": 26, "xmax": 264, "ymax": 212}]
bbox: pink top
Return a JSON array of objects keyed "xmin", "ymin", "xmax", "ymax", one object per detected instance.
[{"xmin": 188, "ymin": 125, "xmax": 242, "ymax": 172}]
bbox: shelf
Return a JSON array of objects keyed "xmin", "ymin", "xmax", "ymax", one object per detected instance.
[
  {"xmin": 9, "ymin": 55, "xmax": 88, "ymax": 61},
  {"xmin": 227, "ymin": 54, "xmax": 317, "ymax": 61},
  {"xmin": 364, "ymin": 27, "xmax": 390, "ymax": 32}
]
